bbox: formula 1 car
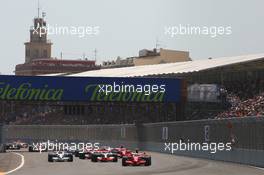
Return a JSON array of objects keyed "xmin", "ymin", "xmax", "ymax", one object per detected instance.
[
  {"xmin": 48, "ymin": 151, "xmax": 73, "ymax": 162},
  {"xmin": 91, "ymin": 148, "xmax": 118, "ymax": 162},
  {"xmin": 79, "ymin": 148, "xmax": 95, "ymax": 159},
  {"xmin": 111, "ymin": 147, "xmax": 131, "ymax": 158},
  {"xmin": 122, "ymin": 152, "xmax": 151, "ymax": 166},
  {"xmin": 64, "ymin": 148, "xmax": 79, "ymax": 157},
  {"xmin": 5, "ymin": 142, "xmax": 21, "ymax": 150}
]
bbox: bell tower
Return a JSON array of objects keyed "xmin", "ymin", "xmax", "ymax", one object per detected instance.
[{"xmin": 24, "ymin": 9, "xmax": 52, "ymax": 63}]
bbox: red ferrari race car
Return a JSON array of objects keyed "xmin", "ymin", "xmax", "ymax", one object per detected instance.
[
  {"xmin": 91, "ymin": 148, "xmax": 118, "ymax": 162},
  {"xmin": 110, "ymin": 147, "xmax": 131, "ymax": 158},
  {"xmin": 122, "ymin": 151, "xmax": 151, "ymax": 166}
]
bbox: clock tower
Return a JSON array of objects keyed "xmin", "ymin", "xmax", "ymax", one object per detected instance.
[{"xmin": 24, "ymin": 14, "xmax": 52, "ymax": 63}]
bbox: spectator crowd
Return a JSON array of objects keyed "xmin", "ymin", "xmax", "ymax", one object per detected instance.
[{"xmin": 216, "ymin": 92, "xmax": 264, "ymax": 118}]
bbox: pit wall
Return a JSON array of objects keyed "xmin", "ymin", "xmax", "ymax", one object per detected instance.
[{"xmin": 3, "ymin": 117, "xmax": 264, "ymax": 167}]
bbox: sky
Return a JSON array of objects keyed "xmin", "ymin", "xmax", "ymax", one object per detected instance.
[{"xmin": 0, "ymin": 0, "xmax": 263, "ymax": 74}]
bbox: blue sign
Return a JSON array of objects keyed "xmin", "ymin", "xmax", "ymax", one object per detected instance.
[{"xmin": 0, "ymin": 75, "xmax": 183, "ymax": 102}]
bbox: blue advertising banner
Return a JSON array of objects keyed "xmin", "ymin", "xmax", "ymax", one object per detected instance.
[{"xmin": 0, "ymin": 75, "xmax": 182, "ymax": 102}]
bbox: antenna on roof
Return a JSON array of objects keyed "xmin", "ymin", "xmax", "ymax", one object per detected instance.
[
  {"xmin": 155, "ymin": 37, "xmax": 161, "ymax": 50},
  {"xmin": 94, "ymin": 49, "xmax": 97, "ymax": 62},
  {"xmin": 37, "ymin": 0, "xmax": 40, "ymax": 18}
]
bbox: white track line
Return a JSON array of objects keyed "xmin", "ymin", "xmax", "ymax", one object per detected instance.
[{"xmin": 4, "ymin": 152, "xmax": 25, "ymax": 174}]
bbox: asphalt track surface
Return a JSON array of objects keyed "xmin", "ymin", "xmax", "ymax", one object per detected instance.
[{"xmin": 1, "ymin": 150, "xmax": 264, "ymax": 175}]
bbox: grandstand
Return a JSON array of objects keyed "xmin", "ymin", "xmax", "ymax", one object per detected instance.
[{"xmin": 1, "ymin": 53, "xmax": 264, "ymax": 125}]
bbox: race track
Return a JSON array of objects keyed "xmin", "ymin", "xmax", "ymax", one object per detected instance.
[{"xmin": 1, "ymin": 151, "xmax": 264, "ymax": 175}]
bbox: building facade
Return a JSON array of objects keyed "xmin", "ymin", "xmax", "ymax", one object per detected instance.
[
  {"xmin": 134, "ymin": 48, "xmax": 191, "ymax": 66},
  {"xmin": 102, "ymin": 56, "xmax": 134, "ymax": 69}
]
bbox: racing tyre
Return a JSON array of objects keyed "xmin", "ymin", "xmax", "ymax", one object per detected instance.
[
  {"xmin": 48, "ymin": 155, "xmax": 53, "ymax": 162},
  {"xmin": 79, "ymin": 153, "xmax": 85, "ymax": 159},
  {"xmin": 144, "ymin": 157, "xmax": 151, "ymax": 166},
  {"xmin": 74, "ymin": 151, "xmax": 79, "ymax": 157},
  {"xmin": 68, "ymin": 155, "xmax": 73, "ymax": 162},
  {"xmin": 91, "ymin": 155, "xmax": 98, "ymax": 162},
  {"xmin": 28, "ymin": 146, "xmax": 33, "ymax": 152},
  {"xmin": 122, "ymin": 157, "xmax": 128, "ymax": 166},
  {"xmin": 113, "ymin": 155, "xmax": 118, "ymax": 162}
]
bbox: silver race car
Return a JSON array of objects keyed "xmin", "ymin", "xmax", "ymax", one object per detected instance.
[{"xmin": 48, "ymin": 151, "xmax": 73, "ymax": 162}]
